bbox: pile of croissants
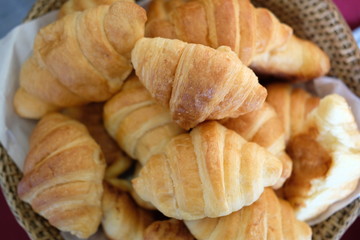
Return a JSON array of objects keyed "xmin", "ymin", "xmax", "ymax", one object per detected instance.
[{"xmin": 14, "ymin": 0, "xmax": 360, "ymax": 239}]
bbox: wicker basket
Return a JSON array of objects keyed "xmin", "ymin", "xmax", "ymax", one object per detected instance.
[{"xmin": 0, "ymin": 0, "xmax": 359, "ymax": 239}]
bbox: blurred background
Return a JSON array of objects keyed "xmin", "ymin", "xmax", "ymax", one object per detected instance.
[{"xmin": 0, "ymin": 0, "xmax": 359, "ymax": 239}]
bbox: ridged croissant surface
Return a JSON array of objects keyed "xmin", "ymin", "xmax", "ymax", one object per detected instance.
[
  {"xmin": 144, "ymin": 219, "xmax": 195, "ymax": 240},
  {"xmin": 17, "ymin": 113, "xmax": 105, "ymax": 238},
  {"xmin": 63, "ymin": 103, "xmax": 128, "ymax": 165},
  {"xmin": 266, "ymin": 83, "xmax": 320, "ymax": 141},
  {"xmin": 132, "ymin": 121, "xmax": 282, "ymax": 220},
  {"xmin": 131, "ymin": 37, "xmax": 267, "ymax": 130},
  {"xmin": 104, "ymin": 75, "xmax": 186, "ymax": 165},
  {"xmin": 58, "ymin": 0, "xmax": 129, "ymax": 18},
  {"xmin": 222, "ymin": 102, "xmax": 292, "ymax": 189},
  {"xmin": 283, "ymin": 94, "xmax": 360, "ymax": 221},
  {"xmin": 102, "ymin": 184, "xmax": 154, "ymax": 240},
  {"xmin": 185, "ymin": 188, "xmax": 312, "ymax": 240},
  {"xmin": 146, "ymin": 0, "xmax": 330, "ymax": 81},
  {"xmin": 14, "ymin": 1, "xmax": 146, "ymax": 119}
]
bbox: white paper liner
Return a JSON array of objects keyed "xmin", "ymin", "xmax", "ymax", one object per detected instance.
[{"xmin": 0, "ymin": 4, "xmax": 359, "ymax": 240}]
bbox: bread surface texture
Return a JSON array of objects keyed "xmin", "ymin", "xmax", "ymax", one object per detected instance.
[
  {"xmin": 17, "ymin": 113, "xmax": 106, "ymax": 238},
  {"xmin": 133, "ymin": 121, "xmax": 282, "ymax": 220},
  {"xmin": 132, "ymin": 37, "xmax": 267, "ymax": 129},
  {"xmin": 283, "ymin": 94, "xmax": 360, "ymax": 221},
  {"xmin": 14, "ymin": 1, "xmax": 147, "ymax": 119},
  {"xmin": 185, "ymin": 188, "xmax": 312, "ymax": 240}
]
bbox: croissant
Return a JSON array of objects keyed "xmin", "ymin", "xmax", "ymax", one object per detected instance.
[
  {"xmin": 17, "ymin": 113, "xmax": 105, "ymax": 238},
  {"xmin": 185, "ymin": 188, "xmax": 312, "ymax": 240},
  {"xmin": 102, "ymin": 183, "xmax": 154, "ymax": 240},
  {"xmin": 222, "ymin": 102, "xmax": 292, "ymax": 189},
  {"xmin": 63, "ymin": 103, "xmax": 130, "ymax": 166},
  {"xmin": 146, "ymin": 0, "xmax": 330, "ymax": 81},
  {"xmin": 14, "ymin": 1, "xmax": 146, "ymax": 119},
  {"xmin": 58, "ymin": 0, "xmax": 130, "ymax": 18},
  {"xmin": 132, "ymin": 121, "xmax": 282, "ymax": 220},
  {"xmin": 266, "ymin": 83, "xmax": 320, "ymax": 141},
  {"xmin": 283, "ymin": 94, "xmax": 360, "ymax": 221},
  {"xmin": 104, "ymin": 74, "xmax": 186, "ymax": 165},
  {"xmin": 131, "ymin": 37, "xmax": 267, "ymax": 129},
  {"xmin": 144, "ymin": 219, "xmax": 195, "ymax": 240}
]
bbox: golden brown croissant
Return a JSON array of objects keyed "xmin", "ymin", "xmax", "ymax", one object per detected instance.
[
  {"xmin": 63, "ymin": 103, "xmax": 131, "ymax": 166},
  {"xmin": 14, "ymin": 1, "xmax": 146, "ymax": 119},
  {"xmin": 266, "ymin": 83, "xmax": 320, "ymax": 141},
  {"xmin": 146, "ymin": 0, "xmax": 330, "ymax": 81},
  {"xmin": 144, "ymin": 219, "xmax": 195, "ymax": 240},
  {"xmin": 185, "ymin": 188, "xmax": 312, "ymax": 240},
  {"xmin": 102, "ymin": 183, "xmax": 154, "ymax": 240},
  {"xmin": 104, "ymin": 74, "xmax": 186, "ymax": 165},
  {"xmin": 58, "ymin": 0, "xmax": 129, "ymax": 18},
  {"xmin": 131, "ymin": 37, "xmax": 267, "ymax": 129},
  {"xmin": 283, "ymin": 94, "xmax": 360, "ymax": 221},
  {"xmin": 17, "ymin": 113, "xmax": 105, "ymax": 238},
  {"xmin": 132, "ymin": 121, "xmax": 282, "ymax": 220},
  {"xmin": 222, "ymin": 102, "xmax": 292, "ymax": 189}
]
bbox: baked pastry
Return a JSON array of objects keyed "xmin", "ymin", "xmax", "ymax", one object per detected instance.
[
  {"xmin": 14, "ymin": 1, "xmax": 146, "ymax": 119},
  {"xmin": 63, "ymin": 103, "xmax": 130, "ymax": 166},
  {"xmin": 131, "ymin": 37, "xmax": 267, "ymax": 129},
  {"xmin": 266, "ymin": 83, "xmax": 320, "ymax": 141},
  {"xmin": 58, "ymin": 0, "xmax": 127, "ymax": 18},
  {"xmin": 222, "ymin": 102, "xmax": 292, "ymax": 189},
  {"xmin": 146, "ymin": 0, "xmax": 330, "ymax": 81},
  {"xmin": 132, "ymin": 121, "xmax": 282, "ymax": 220},
  {"xmin": 185, "ymin": 188, "xmax": 312, "ymax": 240},
  {"xmin": 17, "ymin": 113, "xmax": 105, "ymax": 238},
  {"xmin": 104, "ymin": 75, "xmax": 186, "ymax": 165},
  {"xmin": 105, "ymin": 162, "xmax": 156, "ymax": 210},
  {"xmin": 144, "ymin": 219, "xmax": 195, "ymax": 240},
  {"xmin": 283, "ymin": 94, "xmax": 360, "ymax": 221},
  {"xmin": 102, "ymin": 183, "xmax": 154, "ymax": 240}
]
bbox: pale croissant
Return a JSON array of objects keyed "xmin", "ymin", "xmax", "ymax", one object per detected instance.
[
  {"xmin": 58, "ymin": 0, "xmax": 131, "ymax": 18},
  {"xmin": 144, "ymin": 219, "xmax": 195, "ymax": 240},
  {"xmin": 17, "ymin": 113, "xmax": 105, "ymax": 238},
  {"xmin": 102, "ymin": 183, "xmax": 154, "ymax": 240},
  {"xmin": 63, "ymin": 103, "xmax": 131, "ymax": 166},
  {"xmin": 185, "ymin": 188, "xmax": 312, "ymax": 240},
  {"xmin": 266, "ymin": 83, "xmax": 320, "ymax": 141},
  {"xmin": 222, "ymin": 102, "xmax": 292, "ymax": 189},
  {"xmin": 131, "ymin": 37, "xmax": 267, "ymax": 129},
  {"xmin": 146, "ymin": 0, "xmax": 330, "ymax": 81},
  {"xmin": 132, "ymin": 121, "xmax": 282, "ymax": 220},
  {"xmin": 14, "ymin": 1, "xmax": 146, "ymax": 119},
  {"xmin": 283, "ymin": 94, "xmax": 360, "ymax": 221},
  {"xmin": 104, "ymin": 75, "xmax": 186, "ymax": 165}
]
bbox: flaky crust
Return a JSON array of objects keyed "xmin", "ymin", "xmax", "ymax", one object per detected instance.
[
  {"xmin": 17, "ymin": 113, "xmax": 105, "ymax": 238},
  {"xmin": 102, "ymin": 184, "xmax": 154, "ymax": 240},
  {"xmin": 132, "ymin": 37, "xmax": 266, "ymax": 129},
  {"xmin": 104, "ymin": 75, "xmax": 185, "ymax": 165},
  {"xmin": 146, "ymin": 0, "xmax": 330, "ymax": 81},
  {"xmin": 63, "ymin": 103, "xmax": 128, "ymax": 165},
  {"xmin": 222, "ymin": 102, "xmax": 292, "ymax": 189},
  {"xmin": 14, "ymin": 1, "xmax": 146, "ymax": 119},
  {"xmin": 132, "ymin": 121, "xmax": 282, "ymax": 220},
  {"xmin": 266, "ymin": 83, "xmax": 320, "ymax": 141},
  {"xmin": 144, "ymin": 219, "xmax": 195, "ymax": 240},
  {"xmin": 283, "ymin": 94, "xmax": 360, "ymax": 221},
  {"xmin": 185, "ymin": 188, "xmax": 311, "ymax": 240},
  {"xmin": 58, "ymin": 0, "xmax": 125, "ymax": 18}
]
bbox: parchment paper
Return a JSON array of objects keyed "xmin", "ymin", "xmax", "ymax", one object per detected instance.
[{"xmin": 0, "ymin": 5, "xmax": 359, "ymax": 239}]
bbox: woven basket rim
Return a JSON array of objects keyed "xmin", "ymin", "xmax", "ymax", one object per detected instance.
[{"xmin": 1, "ymin": 0, "xmax": 359, "ymax": 239}]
